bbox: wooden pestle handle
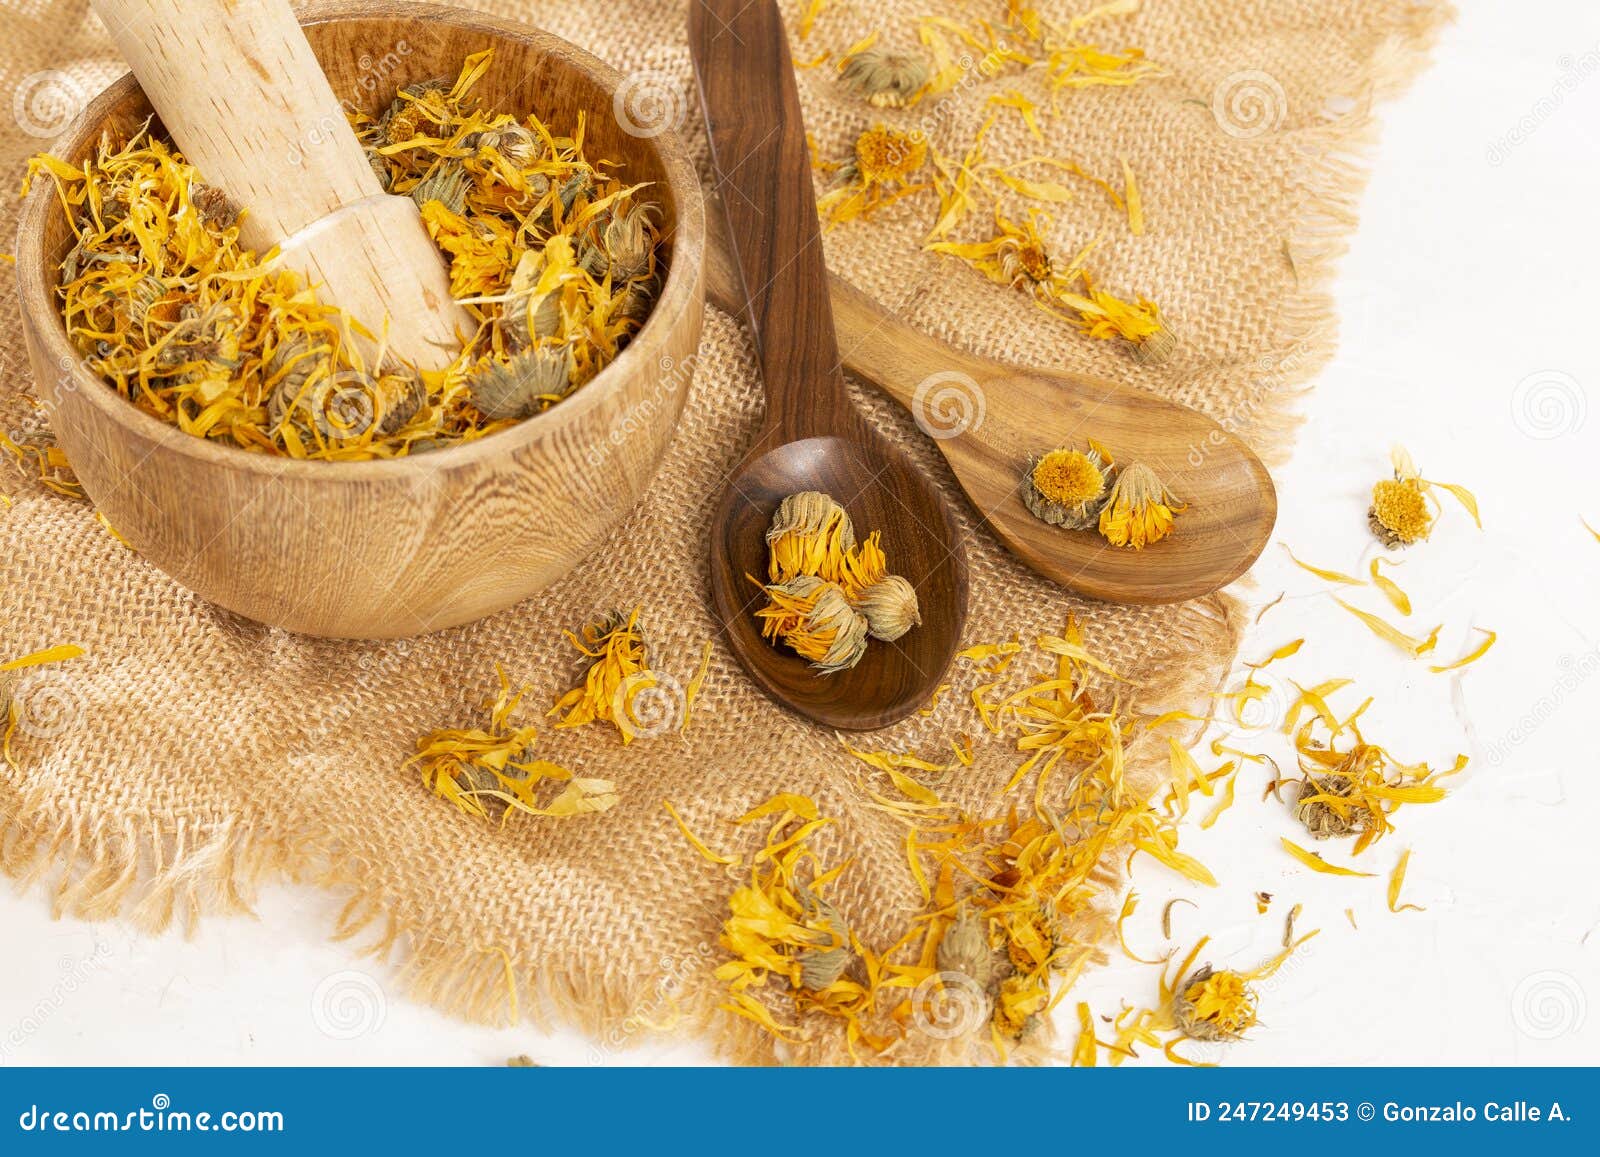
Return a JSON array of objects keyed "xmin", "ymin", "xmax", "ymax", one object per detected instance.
[
  {"xmin": 89, "ymin": 0, "xmax": 471, "ymax": 370},
  {"xmin": 689, "ymin": 0, "xmax": 857, "ymax": 444}
]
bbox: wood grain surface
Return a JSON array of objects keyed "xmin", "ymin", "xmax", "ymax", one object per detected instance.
[
  {"xmin": 692, "ymin": 0, "xmax": 968, "ymax": 731},
  {"xmin": 701, "ymin": 185, "xmax": 1278, "ymax": 606},
  {"xmin": 16, "ymin": 2, "xmax": 705, "ymax": 639}
]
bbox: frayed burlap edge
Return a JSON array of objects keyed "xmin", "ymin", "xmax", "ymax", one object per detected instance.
[{"xmin": 0, "ymin": 5, "xmax": 1450, "ymax": 1065}]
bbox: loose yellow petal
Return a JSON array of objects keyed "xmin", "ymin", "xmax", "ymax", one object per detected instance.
[
  {"xmin": 1282, "ymin": 545, "xmax": 1363, "ymax": 585},
  {"xmin": 1120, "ymin": 155, "xmax": 1143, "ymax": 235},
  {"xmin": 1281, "ymin": 837, "xmax": 1376, "ymax": 877},
  {"xmin": 1333, "ymin": 599, "xmax": 1441, "ymax": 658},
  {"xmin": 0, "ymin": 645, "xmax": 85, "ymax": 671},
  {"xmin": 1368, "ymin": 558, "xmax": 1411, "ymax": 615},
  {"xmin": 664, "ymin": 800, "xmax": 738, "ymax": 865},
  {"xmin": 1429, "ymin": 628, "xmax": 1496, "ymax": 674},
  {"xmin": 1388, "ymin": 848, "xmax": 1425, "ymax": 913}
]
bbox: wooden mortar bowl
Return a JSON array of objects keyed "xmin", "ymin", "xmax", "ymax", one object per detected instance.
[{"xmin": 14, "ymin": 1, "xmax": 704, "ymax": 639}]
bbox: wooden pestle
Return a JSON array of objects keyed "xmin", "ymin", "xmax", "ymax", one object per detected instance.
[{"xmin": 89, "ymin": 0, "xmax": 472, "ymax": 370}]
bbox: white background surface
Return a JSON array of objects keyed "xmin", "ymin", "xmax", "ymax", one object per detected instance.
[{"xmin": 3, "ymin": 1, "xmax": 1598, "ymax": 1066}]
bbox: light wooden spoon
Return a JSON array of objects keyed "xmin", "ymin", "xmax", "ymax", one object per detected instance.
[
  {"xmin": 691, "ymin": 0, "xmax": 968, "ymax": 731},
  {"xmin": 700, "ymin": 166, "xmax": 1276, "ymax": 606}
]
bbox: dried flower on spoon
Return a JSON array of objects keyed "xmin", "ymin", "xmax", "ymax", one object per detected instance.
[
  {"xmin": 754, "ymin": 492, "xmax": 922, "ymax": 673},
  {"xmin": 1021, "ymin": 444, "xmax": 1183, "ymax": 548}
]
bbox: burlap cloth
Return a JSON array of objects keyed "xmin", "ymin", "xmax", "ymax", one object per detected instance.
[{"xmin": 0, "ymin": 0, "xmax": 1446, "ymax": 1063}]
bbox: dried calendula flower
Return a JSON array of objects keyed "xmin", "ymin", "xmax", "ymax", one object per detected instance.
[
  {"xmin": 795, "ymin": 888, "xmax": 855, "ymax": 991},
  {"xmin": 1170, "ymin": 965, "xmax": 1257, "ymax": 1042},
  {"xmin": 817, "ymin": 125, "xmax": 931, "ymax": 224},
  {"xmin": 1098, "ymin": 460, "xmax": 1183, "ymax": 549},
  {"xmin": 854, "ymin": 574, "xmax": 921, "ymax": 641},
  {"xmin": 1023, "ymin": 446, "xmax": 1111, "ymax": 528},
  {"xmin": 1168, "ymin": 930, "xmax": 1315, "ymax": 1045},
  {"xmin": 31, "ymin": 49, "xmax": 663, "ymax": 462},
  {"xmin": 1370, "ymin": 476, "xmax": 1432, "ymax": 546},
  {"xmin": 837, "ymin": 48, "xmax": 930, "ymax": 108},
  {"xmin": 766, "ymin": 491, "xmax": 856, "ymax": 582},
  {"xmin": 757, "ymin": 491, "xmax": 921, "ymax": 669},
  {"xmin": 467, "ymin": 348, "xmax": 573, "ymax": 421},
  {"xmin": 549, "ymin": 608, "xmax": 660, "ymax": 743},
  {"xmin": 936, "ymin": 906, "xmax": 997, "ymax": 989},
  {"xmin": 1369, "ymin": 444, "xmax": 1480, "ymax": 546},
  {"xmin": 0, "ymin": 428, "xmax": 85, "ymax": 500},
  {"xmin": 757, "ymin": 576, "xmax": 871, "ymax": 674},
  {"xmin": 410, "ymin": 666, "xmax": 617, "ymax": 820}
]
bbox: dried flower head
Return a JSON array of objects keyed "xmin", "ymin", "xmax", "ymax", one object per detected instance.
[
  {"xmin": 410, "ymin": 665, "xmax": 617, "ymax": 820},
  {"xmin": 936, "ymin": 907, "xmax": 997, "ymax": 989},
  {"xmin": 817, "ymin": 125, "xmax": 931, "ymax": 224},
  {"xmin": 1096, "ymin": 460, "xmax": 1182, "ymax": 549},
  {"xmin": 854, "ymin": 574, "xmax": 921, "ymax": 641},
  {"xmin": 467, "ymin": 348, "xmax": 572, "ymax": 421},
  {"xmin": 410, "ymin": 160, "xmax": 471, "ymax": 215},
  {"xmin": 1369, "ymin": 477, "xmax": 1432, "ymax": 545},
  {"xmin": 796, "ymin": 889, "xmax": 855, "ymax": 991},
  {"xmin": 1368, "ymin": 444, "xmax": 1481, "ymax": 546},
  {"xmin": 1023, "ymin": 446, "xmax": 1111, "ymax": 528},
  {"xmin": 757, "ymin": 576, "xmax": 871, "ymax": 674},
  {"xmin": 1171, "ymin": 965, "xmax": 1257, "ymax": 1042},
  {"xmin": 470, "ymin": 121, "xmax": 540, "ymax": 167},
  {"xmin": 850, "ymin": 125, "xmax": 928, "ymax": 185},
  {"xmin": 549, "ymin": 608, "xmax": 660, "ymax": 744},
  {"xmin": 766, "ymin": 491, "xmax": 857, "ymax": 582},
  {"xmin": 837, "ymin": 49, "xmax": 930, "ymax": 108}
]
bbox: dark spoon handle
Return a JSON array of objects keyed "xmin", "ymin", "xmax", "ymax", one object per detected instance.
[{"xmin": 689, "ymin": 0, "xmax": 853, "ymax": 443}]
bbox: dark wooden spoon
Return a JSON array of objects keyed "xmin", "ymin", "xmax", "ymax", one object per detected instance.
[{"xmin": 689, "ymin": 0, "xmax": 968, "ymax": 731}]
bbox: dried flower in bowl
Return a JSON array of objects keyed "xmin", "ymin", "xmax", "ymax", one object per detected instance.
[
  {"xmin": 28, "ymin": 48, "xmax": 665, "ymax": 461},
  {"xmin": 1022, "ymin": 445, "xmax": 1111, "ymax": 528}
]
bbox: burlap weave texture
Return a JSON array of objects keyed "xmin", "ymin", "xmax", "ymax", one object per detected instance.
[{"xmin": 0, "ymin": 0, "xmax": 1446, "ymax": 1063}]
